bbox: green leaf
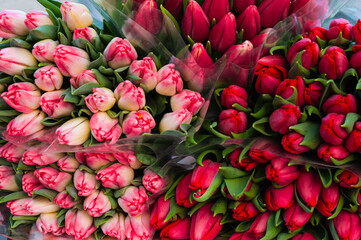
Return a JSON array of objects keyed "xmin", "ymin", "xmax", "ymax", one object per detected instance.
[
  {"xmin": 92, "ymin": 69, "xmax": 113, "ymax": 89},
  {"xmin": 65, "ymin": 184, "xmax": 78, "ymax": 201},
  {"xmin": 10, "ymin": 38, "xmax": 32, "ymax": 50},
  {"xmin": 160, "ymin": 5, "xmax": 181, "ymax": 33},
  {"xmin": 252, "ymin": 117, "xmax": 277, "ymax": 136},
  {"xmin": 71, "ymin": 83, "xmax": 100, "ymax": 95},
  {"xmin": 27, "ymin": 25, "xmax": 58, "ymax": 42},
  {"xmin": 196, "ymin": 149, "xmax": 222, "ymax": 166},
  {"xmin": 342, "ymin": 112, "xmax": 361, "ymax": 134},
  {"xmin": 32, "ymin": 189, "xmax": 58, "ymax": 201},
  {"xmin": 319, "ymin": 80, "xmax": 346, "ymax": 109},
  {"xmin": 88, "ymin": 53, "xmax": 107, "ymax": 70},
  {"xmin": 0, "ymin": 110, "xmax": 20, "ymax": 117},
  {"xmin": 340, "ymin": 68, "xmax": 358, "ymax": 93},
  {"xmin": 224, "ymin": 171, "xmax": 254, "ymax": 200},
  {"xmin": 260, "ymin": 212, "xmax": 283, "ymax": 240},
  {"xmin": 235, "ymin": 220, "xmax": 253, "ymax": 232},
  {"xmin": 211, "ymin": 198, "xmax": 227, "ymax": 216},
  {"xmin": 37, "ymin": 0, "xmax": 62, "ymax": 18},
  {"xmin": 136, "ymin": 153, "xmax": 157, "ymax": 165},
  {"xmin": 0, "ymin": 191, "xmax": 28, "ymax": 203},
  {"xmin": 165, "ymin": 174, "xmax": 185, "ymax": 200},
  {"xmin": 294, "ymin": 182, "xmax": 315, "ymax": 214},
  {"xmin": 58, "ymin": 18, "xmax": 72, "ymax": 41},
  {"xmin": 220, "ymin": 167, "xmax": 248, "ymax": 179},
  {"xmin": 165, "ymin": 197, "xmax": 187, "ymax": 221},
  {"xmin": 193, "ymin": 172, "xmax": 223, "ymax": 202},
  {"xmin": 327, "ymin": 195, "xmax": 345, "ymax": 220},
  {"xmin": 41, "ymin": 117, "xmax": 69, "ymax": 127},
  {"xmin": 94, "ymin": 216, "xmax": 112, "ymax": 228},
  {"xmin": 289, "ymin": 122, "xmax": 322, "ymax": 149},
  {"xmin": 45, "ymin": 8, "xmax": 59, "ymax": 25},
  {"xmin": 251, "ymin": 101, "xmax": 273, "ymax": 119},
  {"xmin": 317, "ymin": 168, "xmax": 332, "ymax": 188}
]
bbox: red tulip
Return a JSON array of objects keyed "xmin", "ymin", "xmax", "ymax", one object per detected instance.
[
  {"xmin": 181, "ymin": 1, "xmax": 210, "ymax": 42},
  {"xmin": 319, "ymin": 46, "xmax": 349, "ymax": 80},
  {"xmin": 292, "ymin": 232, "xmax": 317, "ymax": 240},
  {"xmin": 176, "ymin": 172, "xmax": 196, "ymax": 208},
  {"xmin": 190, "ymin": 203, "xmax": 222, "ymax": 240},
  {"xmin": 221, "ymin": 85, "xmax": 248, "ymax": 109},
  {"xmin": 164, "ymin": 0, "xmax": 183, "ymax": 20},
  {"xmin": 296, "ymin": 168, "xmax": 322, "ymax": 208},
  {"xmin": 190, "ymin": 43, "xmax": 213, "ymax": 68},
  {"xmin": 335, "ymin": 170, "xmax": 361, "ymax": 189},
  {"xmin": 134, "ymin": 0, "xmax": 162, "ymax": 34},
  {"xmin": 320, "ymin": 113, "xmax": 348, "ymax": 145},
  {"xmin": 346, "ymin": 122, "xmax": 361, "ymax": 152},
  {"xmin": 232, "ymin": 201, "xmax": 259, "ymax": 221},
  {"xmin": 282, "ymin": 132, "xmax": 311, "ymax": 154},
  {"xmin": 209, "ymin": 13, "xmax": 237, "ymax": 53},
  {"xmin": 266, "ymin": 158, "xmax": 300, "ymax": 185},
  {"xmin": 202, "ymin": 0, "xmax": 229, "ymax": 23},
  {"xmin": 236, "ymin": 5, "xmax": 261, "ymax": 40},
  {"xmin": 350, "ymin": 45, "xmax": 361, "ymax": 76},
  {"xmin": 283, "ymin": 203, "xmax": 312, "ymax": 231},
  {"xmin": 316, "ymin": 183, "xmax": 340, "ymax": 217},
  {"xmin": 353, "ymin": 19, "xmax": 361, "ymax": 44},
  {"xmin": 160, "ymin": 217, "xmax": 191, "ymax": 240},
  {"xmin": 229, "ymin": 148, "xmax": 258, "ymax": 171},
  {"xmin": 327, "ymin": 18, "xmax": 353, "ymax": 42},
  {"xmin": 233, "ymin": 0, "xmax": 257, "ymax": 15},
  {"xmin": 246, "ymin": 211, "xmax": 270, "ymax": 238},
  {"xmin": 288, "ymin": 38, "xmax": 320, "ymax": 70},
  {"xmin": 317, "ymin": 143, "xmax": 350, "ymax": 164},
  {"xmin": 306, "ymin": 26, "xmax": 328, "ymax": 42},
  {"xmin": 150, "ymin": 196, "xmax": 171, "ymax": 230},
  {"xmin": 332, "ymin": 211, "xmax": 361, "ymax": 240},
  {"xmin": 269, "ymin": 104, "xmax": 301, "ymax": 135},
  {"xmin": 322, "ymin": 94, "xmax": 357, "ymax": 115},
  {"xmin": 218, "ymin": 109, "xmax": 247, "ymax": 136},
  {"xmin": 265, "ymin": 184, "xmax": 294, "ymax": 211},
  {"xmin": 275, "ymin": 76, "xmax": 306, "ymax": 106},
  {"xmin": 304, "ymin": 81, "xmax": 324, "ymax": 106},
  {"xmin": 258, "ymin": 0, "xmax": 290, "ymax": 28}
]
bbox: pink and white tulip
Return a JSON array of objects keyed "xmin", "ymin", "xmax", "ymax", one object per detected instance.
[
  {"xmin": 53, "ymin": 45, "xmax": 90, "ymax": 77},
  {"xmin": 40, "ymin": 90, "xmax": 76, "ymax": 118},
  {"xmin": 34, "ymin": 167, "xmax": 72, "ymax": 192},
  {"xmin": 60, "ymin": 2, "xmax": 93, "ymax": 31},
  {"xmin": 104, "ymin": 37, "xmax": 138, "ymax": 69},
  {"xmin": 125, "ymin": 213, "xmax": 155, "ymax": 240},
  {"xmin": 170, "ymin": 90, "xmax": 205, "ymax": 115},
  {"xmin": 32, "ymin": 39, "xmax": 59, "ymax": 63},
  {"xmin": 0, "ymin": 142, "xmax": 25, "ymax": 163},
  {"xmin": 76, "ymin": 152, "xmax": 116, "ymax": 170},
  {"xmin": 142, "ymin": 169, "xmax": 168, "ymax": 194},
  {"xmin": 65, "ymin": 209, "xmax": 96, "ymax": 240},
  {"xmin": 22, "ymin": 197, "xmax": 60, "ymax": 215},
  {"xmin": 118, "ymin": 186, "xmax": 149, "ymax": 217},
  {"xmin": 96, "ymin": 163, "xmax": 134, "ymax": 189},
  {"xmin": 7, "ymin": 199, "xmax": 32, "ymax": 216},
  {"xmin": 54, "ymin": 191, "xmax": 80, "ymax": 209},
  {"xmin": 101, "ymin": 212, "xmax": 126, "ymax": 240},
  {"xmin": 89, "ymin": 112, "xmax": 122, "ymax": 143},
  {"xmin": 22, "ymin": 151, "xmax": 64, "ymax": 166},
  {"xmin": 85, "ymin": 87, "xmax": 116, "ymax": 113},
  {"xmin": 24, "ymin": 11, "xmax": 53, "ymax": 30},
  {"xmin": 122, "ymin": 110, "xmax": 156, "ymax": 137},
  {"xmin": 159, "ymin": 109, "xmax": 192, "ymax": 133},
  {"xmin": 128, "ymin": 57, "xmax": 158, "ymax": 91},
  {"xmin": 36, "ymin": 213, "xmax": 65, "ymax": 236},
  {"xmin": 0, "ymin": 47, "xmax": 37, "ymax": 76},
  {"xmin": 7, "ymin": 110, "xmax": 45, "ymax": 136},
  {"xmin": 73, "ymin": 27, "xmax": 98, "ymax": 43},
  {"xmin": 70, "ymin": 70, "xmax": 99, "ymax": 88},
  {"xmin": 74, "ymin": 169, "xmax": 97, "ymax": 197},
  {"xmin": 114, "ymin": 80, "xmax": 146, "ymax": 111},
  {"xmin": 114, "ymin": 151, "xmax": 142, "ymax": 169},
  {"xmin": 84, "ymin": 190, "xmax": 112, "ymax": 217},
  {"xmin": 0, "ymin": 165, "xmax": 19, "ymax": 191},
  {"xmin": 156, "ymin": 64, "xmax": 183, "ymax": 96},
  {"xmin": 57, "ymin": 155, "xmax": 80, "ymax": 173},
  {"xmin": 0, "ymin": 10, "xmax": 28, "ymax": 38},
  {"xmin": 34, "ymin": 66, "xmax": 63, "ymax": 91},
  {"xmin": 56, "ymin": 117, "xmax": 91, "ymax": 145}
]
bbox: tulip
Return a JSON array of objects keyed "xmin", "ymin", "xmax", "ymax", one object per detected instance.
[
  {"xmin": 322, "ymin": 94, "xmax": 357, "ymax": 115},
  {"xmin": 282, "ymin": 132, "xmax": 311, "ymax": 154},
  {"xmin": 234, "ymin": 0, "xmax": 257, "ymax": 15},
  {"xmin": 85, "ymin": 88, "xmax": 116, "ymax": 113},
  {"xmin": 232, "ymin": 201, "xmax": 259, "ymax": 221},
  {"xmin": 229, "ymin": 149, "xmax": 258, "ymax": 171},
  {"xmin": 104, "ymin": 37, "xmax": 137, "ymax": 69},
  {"xmin": 60, "ymin": 2, "xmax": 93, "ymax": 31},
  {"xmin": 84, "ymin": 190, "xmax": 112, "ymax": 217},
  {"xmin": 332, "ymin": 211, "xmax": 361, "ymax": 240},
  {"xmin": 128, "ymin": 57, "xmax": 158, "ymax": 91},
  {"xmin": 230, "ymin": 232, "xmax": 255, "ymax": 240},
  {"xmin": 89, "ymin": 112, "xmax": 122, "ymax": 144},
  {"xmin": 74, "ymin": 169, "xmax": 97, "ymax": 197},
  {"xmin": 237, "ymin": 5, "xmax": 261, "ymax": 41},
  {"xmin": 156, "ymin": 64, "xmax": 183, "ymax": 96},
  {"xmin": 269, "ymin": 104, "xmax": 301, "ymax": 135},
  {"xmin": 53, "ymin": 45, "xmax": 90, "ymax": 77},
  {"xmin": 164, "ymin": 0, "xmax": 183, "ymax": 20},
  {"xmin": 73, "ymin": 27, "xmax": 98, "ymax": 43},
  {"xmin": 57, "ymin": 155, "xmax": 80, "ymax": 173},
  {"xmin": 34, "ymin": 167, "xmax": 72, "ymax": 192},
  {"xmin": 118, "ymin": 186, "xmax": 148, "ymax": 217},
  {"xmin": 176, "ymin": 172, "xmax": 196, "ymax": 208},
  {"xmin": 319, "ymin": 46, "xmax": 349, "ymax": 80},
  {"xmin": 259, "ymin": 0, "xmax": 290, "ymax": 28},
  {"xmin": 114, "ymin": 80, "xmax": 146, "ymax": 111},
  {"xmin": 346, "ymin": 122, "xmax": 361, "ymax": 152},
  {"xmin": 320, "ymin": 113, "xmax": 347, "ymax": 145},
  {"xmin": 251, "ymin": 28, "xmax": 272, "ymax": 50},
  {"xmin": 315, "ymin": 183, "xmax": 340, "ymax": 217},
  {"xmin": 293, "ymin": 233, "xmax": 317, "ymax": 240},
  {"xmin": 22, "ymin": 172, "xmax": 45, "ymax": 197},
  {"xmin": 218, "ymin": 109, "xmax": 247, "ymax": 136},
  {"xmin": 159, "ymin": 109, "xmax": 193, "ymax": 133},
  {"xmin": 54, "ymin": 191, "xmax": 80, "ymax": 209},
  {"xmin": 34, "ymin": 66, "xmax": 63, "ymax": 92},
  {"xmin": 22, "ymin": 197, "xmax": 60, "ymax": 215},
  {"xmin": 56, "ymin": 117, "xmax": 91, "ymax": 145},
  {"xmin": 22, "ymin": 151, "xmax": 64, "ymax": 166},
  {"xmin": 125, "ymin": 213, "xmax": 155, "ymax": 240},
  {"xmin": 150, "ymin": 196, "xmax": 172, "ymax": 230},
  {"xmin": 70, "ymin": 70, "xmax": 99, "ymax": 89},
  {"xmin": 306, "ymin": 26, "xmax": 328, "ymax": 42},
  {"xmin": 327, "ymin": 18, "xmax": 353, "ymax": 42},
  {"xmin": 276, "ymin": 76, "xmax": 306, "ymax": 106},
  {"xmin": 36, "ymin": 212, "xmax": 65, "ymax": 236},
  {"xmin": 209, "ymin": 13, "xmax": 237, "ymax": 53},
  {"xmin": 161, "ymin": 217, "xmax": 191, "ymax": 240},
  {"xmin": 40, "ymin": 90, "xmax": 75, "ymax": 118},
  {"xmin": 0, "ymin": 10, "xmax": 28, "ymax": 38},
  {"xmin": 202, "ymin": 0, "xmax": 229, "ymax": 23},
  {"xmin": 7, "ymin": 110, "xmax": 45, "ymax": 136},
  {"xmin": 249, "ymin": 143, "xmax": 278, "ymax": 164},
  {"xmin": 190, "ymin": 43, "xmax": 213, "ymax": 68},
  {"xmin": 190, "ymin": 203, "xmax": 222, "ymax": 240},
  {"xmin": 170, "ymin": 90, "xmax": 205, "ymax": 115},
  {"xmin": 0, "ymin": 166, "xmax": 19, "ymax": 191},
  {"xmin": 335, "ymin": 170, "xmax": 360, "ymax": 189},
  {"xmin": 350, "ymin": 45, "xmax": 361, "ymax": 76},
  {"xmin": 296, "ymin": 168, "xmax": 322, "ymax": 207},
  {"xmin": 7, "ymin": 199, "xmax": 32, "ymax": 216},
  {"xmin": 76, "ymin": 152, "xmax": 116, "ymax": 170},
  {"xmin": 0, "ymin": 142, "xmax": 25, "ymax": 163},
  {"xmin": 246, "ymin": 211, "xmax": 271, "ymax": 238},
  {"xmin": 266, "ymin": 158, "xmax": 300, "ymax": 185},
  {"xmin": 287, "ymin": 38, "xmax": 320, "ymax": 70},
  {"xmin": 265, "ymin": 184, "xmax": 294, "ymax": 211},
  {"xmin": 134, "ymin": 0, "xmax": 162, "ymax": 34},
  {"xmin": 32, "ymin": 39, "xmax": 59, "ymax": 63},
  {"xmin": 122, "ymin": 110, "xmax": 156, "ymax": 137},
  {"xmin": 0, "ymin": 47, "xmax": 37, "ymax": 76},
  {"xmin": 290, "ymin": 0, "xmax": 311, "ymax": 13},
  {"xmin": 304, "ymin": 81, "xmax": 324, "ymax": 106},
  {"xmin": 353, "ymin": 19, "xmax": 361, "ymax": 44},
  {"xmin": 96, "ymin": 163, "xmax": 134, "ymax": 189},
  {"xmin": 317, "ymin": 143, "xmax": 350, "ymax": 164},
  {"xmin": 101, "ymin": 212, "xmax": 126, "ymax": 240},
  {"xmin": 114, "ymin": 150, "xmax": 142, "ymax": 169},
  {"xmin": 283, "ymin": 203, "xmax": 312, "ymax": 231},
  {"xmin": 142, "ymin": 169, "xmax": 168, "ymax": 194},
  {"xmin": 221, "ymin": 85, "xmax": 248, "ymax": 109},
  {"xmin": 65, "ymin": 209, "xmax": 96, "ymax": 240},
  {"xmin": 24, "ymin": 11, "xmax": 53, "ymax": 30}
]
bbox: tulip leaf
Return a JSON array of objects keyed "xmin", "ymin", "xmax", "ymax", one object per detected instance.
[
  {"xmin": 160, "ymin": 5, "xmax": 181, "ymax": 33},
  {"xmin": 288, "ymin": 51, "xmax": 311, "ymax": 79},
  {"xmin": 22, "ymin": 67, "xmax": 39, "ymax": 81},
  {"xmin": 327, "ymin": 195, "xmax": 345, "ymax": 220},
  {"xmin": 10, "ymin": 38, "xmax": 32, "ymax": 50},
  {"xmin": 0, "ymin": 110, "xmax": 20, "ymax": 117},
  {"xmin": 319, "ymin": 80, "xmax": 346, "ymax": 109},
  {"xmin": 289, "ymin": 122, "xmax": 322, "ymax": 150},
  {"xmin": 277, "ymin": 232, "xmax": 300, "ymax": 240},
  {"xmin": 65, "ymin": 184, "xmax": 78, "ymax": 201},
  {"xmin": 252, "ymin": 117, "xmax": 277, "ymax": 136},
  {"xmin": 58, "ymin": 19, "xmax": 72, "ymax": 41},
  {"xmin": 10, "ymin": 220, "xmax": 34, "ymax": 228},
  {"xmin": 243, "ymin": 182, "xmax": 260, "ymax": 200},
  {"xmin": 13, "ymin": 74, "xmax": 31, "ymax": 83},
  {"xmin": 340, "ymin": 68, "xmax": 358, "ymax": 93},
  {"xmin": 270, "ymin": 45, "xmax": 288, "ymax": 56},
  {"xmin": 165, "ymin": 197, "xmax": 187, "ymax": 222},
  {"xmin": 193, "ymin": 172, "xmax": 223, "ymax": 202},
  {"xmin": 86, "ymin": 43, "xmax": 100, "ymax": 61},
  {"xmin": 232, "ymin": 128, "xmax": 256, "ymax": 139},
  {"xmin": 41, "ymin": 117, "xmax": 70, "ymax": 127},
  {"xmin": 329, "ymin": 219, "xmax": 341, "ymax": 240},
  {"xmin": 251, "ymin": 101, "xmax": 273, "ymax": 119},
  {"xmin": 12, "ymin": 216, "xmax": 38, "ymax": 222},
  {"xmin": 235, "ymin": 220, "xmax": 253, "ymax": 233},
  {"xmin": 57, "ymin": 214, "xmax": 65, "ymax": 227},
  {"xmin": 165, "ymin": 174, "xmax": 185, "ymax": 200},
  {"xmin": 45, "ymin": 8, "xmax": 59, "ymax": 26},
  {"xmin": 71, "ymin": 83, "xmax": 101, "ymax": 96},
  {"xmin": 303, "ymin": 105, "xmax": 323, "ymax": 119},
  {"xmin": 260, "ymin": 212, "xmax": 283, "ymax": 240},
  {"xmin": 203, "ymin": 121, "xmax": 232, "ymax": 139},
  {"xmin": 136, "ymin": 153, "xmax": 157, "ymax": 165},
  {"xmin": 252, "ymin": 191, "xmax": 267, "ymax": 212},
  {"xmin": 329, "ymin": 31, "xmax": 350, "ymax": 47},
  {"xmin": 37, "ymin": 0, "xmax": 62, "ymax": 18},
  {"xmin": 272, "ymin": 93, "xmax": 296, "ymax": 108},
  {"xmin": 100, "ymin": 33, "xmax": 114, "ymax": 45},
  {"xmin": 0, "ymin": 158, "xmax": 12, "ymax": 167},
  {"xmin": 56, "ymin": 208, "xmax": 67, "ymax": 218},
  {"xmin": 219, "ymin": 167, "xmax": 248, "ymax": 179},
  {"xmin": 0, "ymin": 191, "xmax": 28, "ymax": 203},
  {"xmin": 330, "ymin": 154, "xmax": 357, "ymax": 166},
  {"xmin": 196, "ymin": 149, "xmax": 222, "ymax": 166},
  {"xmin": 253, "ymin": 164, "xmax": 267, "ymax": 183},
  {"xmin": 224, "ymin": 172, "xmax": 254, "ymax": 201},
  {"xmin": 212, "ymin": 198, "xmax": 228, "ymax": 217},
  {"xmin": 232, "ymin": 104, "xmax": 252, "ymax": 113},
  {"xmin": 32, "ymin": 189, "xmax": 58, "ymax": 201},
  {"xmin": 89, "ymin": 53, "xmax": 107, "ymax": 70},
  {"xmin": 236, "ymin": 29, "xmax": 244, "ymax": 45},
  {"xmin": 342, "ymin": 112, "xmax": 361, "ymax": 134},
  {"xmin": 27, "ymin": 25, "xmax": 58, "ymax": 42},
  {"xmin": 317, "ymin": 168, "xmax": 333, "ymax": 188},
  {"xmin": 189, "ymin": 202, "xmax": 207, "ymax": 217},
  {"xmin": 0, "ymin": 76, "xmax": 13, "ymax": 84},
  {"xmin": 95, "ymin": 230, "xmax": 105, "ymax": 240}
]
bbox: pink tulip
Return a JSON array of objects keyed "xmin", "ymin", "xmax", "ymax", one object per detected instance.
[
  {"xmin": 316, "ymin": 183, "xmax": 340, "ymax": 217},
  {"xmin": 353, "ymin": 19, "xmax": 361, "ymax": 44},
  {"xmin": 22, "ymin": 151, "xmax": 64, "ymax": 166},
  {"xmin": 296, "ymin": 168, "xmax": 322, "ymax": 208},
  {"xmin": 237, "ymin": 5, "xmax": 261, "ymax": 40},
  {"xmin": 209, "ymin": 13, "xmax": 237, "ymax": 53},
  {"xmin": 56, "ymin": 117, "xmax": 91, "ymax": 145},
  {"xmin": 332, "ymin": 210, "xmax": 361, "ymax": 240},
  {"xmin": 282, "ymin": 132, "xmax": 311, "ymax": 154},
  {"xmin": 53, "ymin": 45, "xmax": 90, "ymax": 77},
  {"xmin": 70, "ymin": 70, "xmax": 99, "ymax": 88},
  {"xmin": 202, "ymin": 0, "xmax": 229, "ymax": 23},
  {"xmin": 0, "ymin": 142, "xmax": 25, "ymax": 163},
  {"xmin": 57, "ymin": 155, "xmax": 80, "ymax": 173},
  {"xmin": 7, "ymin": 199, "xmax": 32, "ymax": 216},
  {"xmin": 176, "ymin": 172, "xmax": 196, "ymax": 208},
  {"xmin": 287, "ymin": 38, "xmax": 320, "ymax": 70},
  {"xmin": 275, "ymin": 76, "xmax": 306, "ymax": 107},
  {"xmin": 182, "ymin": 1, "xmax": 210, "ymax": 42},
  {"xmin": 34, "ymin": 167, "xmax": 72, "ymax": 192},
  {"xmin": 114, "ymin": 150, "xmax": 142, "ymax": 169},
  {"xmin": 65, "ymin": 209, "xmax": 96, "ymax": 240},
  {"xmin": 0, "ymin": 10, "xmax": 28, "ymax": 38},
  {"xmin": 160, "ymin": 217, "xmax": 191, "ymax": 240},
  {"xmin": 221, "ymin": 85, "xmax": 248, "ymax": 110},
  {"xmin": 24, "ymin": 11, "xmax": 53, "ymax": 30},
  {"xmin": 74, "ymin": 169, "xmax": 97, "ymax": 197},
  {"xmin": 258, "ymin": 0, "xmax": 290, "ymax": 28},
  {"xmin": 317, "ymin": 143, "xmax": 350, "ymax": 164},
  {"xmin": 85, "ymin": 87, "xmax": 116, "ymax": 113},
  {"xmin": 125, "ymin": 213, "xmax": 155, "ymax": 240},
  {"xmin": 283, "ymin": 203, "xmax": 312, "ymax": 231},
  {"xmin": 73, "ymin": 27, "xmax": 98, "ymax": 43},
  {"xmin": 96, "ymin": 163, "xmax": 134, "ymax": 189},
  {"xmin": 232, "ymin": 201, "xmax": 259, "ymax": 221},
  {"xmin": 76, "ymin": 152, "xmax": 116, "ymax": 170},
  {"xmin": 104, "ymin": 37, "xmax": 138, "ymax": 69},
  {"xmin": 150, "ymin": 196, "xmax": 172, "ymax": 230},
  {"xmin": 32, "ymin": 39, "xmax": 59, "ymax": 63},
  {"xmin": 322, "ymin": 94, "xmax": 357, "ymax": 115},
  {"xmin": 156, "ymin": 64, "xmax": 183, "ymax": 96},
  {"xmin": 1, "ymin": 82, "xmax": 41, "ymax": 113},
  {"xmin": 327, "ymin": 18, "xmax": 353, "ymax": 42},
  {"xmin": 60, "ymin": 2, "xmax": 93, "ymax": 31},
  {"xmin": 118, "ymin": 186, "xmax": 149, "ymax": 217},
  {"xmin": 218, "ymin": 109, "xmax": 247, "ymax": 136},
  {"xmin": 101, "ymin": 213, "xmax": 126, "ymax": 240},
  {"xmin": 346, "ymin": 122, "xmax": 361, "ymax": 152},
  {"xmin": 319, "ymin": 46, "xmax": 349, "ymax": 80},
  {"xmin": 266, "ymin": 158, "xmax": 300, "ymax": 185},
  {"xmin": 269, "ymin": 104, "xmax": 301, "ymax": 135},
  {"xmin": 265, "ymin": 184, "xmax": 294, "ymax": 211},
  {"xmin": 122, "ymin": 110, "xmax": 156, "ymax": 137},
  {"xmin": 128, "ymin": 57, "xmax": 158, "ymax": 91},
  {"xmin": 134, "ymin": 0, "xmax": 162, "ymax": 34},
  {"xmin": 142, "ymin": 169, "xmax": 168, "ymax": 194},
  {"xmin": 7, "ymin": 110, "xmax": 45, "ymax": 136},
  {"xmin": 190, "ymin": 203, "xmax": 222, "ymax": 240},
  {"xmin": 54, "ymin": 191, "xmax": 80, "ymax": 209},
  {"xmin": 114, "ymin": 80, "xmax": 146, "ymax": 111},
  {"xmin": 36, "ymin": 213, "xmax": 65, "ymax": 236},
  {"xmin": 233, "ymin": 0, "xmax": 257, "ymax": 15},
  {"xmin": 84, "ymin": 190, "xmax": 112, "ymax": 217},
  {"xmin": 34, "ymin": 66, "xmax": 63, "ymax": 91},
  {"xmin": 90, "ymin": 112, "xmax": 122, "ymax": 144},
  {"xmin": 0, "ymin": 165, "xmax": 19, "ymax": 191},
  {"xmin": 22, "ymin": 197, "xmax": 60, "ymax": 215},
  {"xmin": 304, "ymin": 81, "xmax": 324, "ymax": 106},
  {"xmin": 40, "ymin": 90, "xmax": 75, "ymax": 118},
  {"xmin": 159, "ymin": 109, "xmax": 193, "ymax": 133}
]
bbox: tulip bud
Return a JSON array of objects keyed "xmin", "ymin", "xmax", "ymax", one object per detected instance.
[
  {"xmin": 288, "ymin": 38, "xmax": 320, "ymax": 70},
  {"xmin": 7, "ymin": 110, "xmax": 45, "ymax": 136},
  {"xmin": 125, "ymin": 213, "xmax": 155, "ymax": 240},
  {"xmin": 249, "ymin": 142, "xmax": 278, "ymax": 163},
  {"xmin": 282, "ymin": 132, "xmax": 311, "ymax": 154},
  {"xmin": 32, "ymin": 39, "xmax": 59, "ymax": 63},
  {"xmin": 101, "ymin": 213, "xmax": 126, "ymax": 240},
  {"xmin": 65, "ymin": 209, "xmax": 96, "ymax": 240},
  {"xmin": 134, "ymin": 0, "xmax": 162, "ymax": 34},
  {"xmin": 176, "ymin": 172, "xmax": 195, "ymax": 208},
  {"xmin": 22, "ymin": 151, "xmax": 64, "ymax": 166},
  {"xmin": 164, "ymin": 0, "xmax": 183, "ymax": 20},
  {"xmin": 346, "ymin": 122, "xmax": 361, "ymax": 152},
  {"xmin": 0, "ymin": 10, "xmax": 28, "ymax": 38},
  {"xmin": 0, "ymin": 166, "xmax": 19, "ymax": 191},
  {"xmin": 266, "ymin": 158, "xmax": 300, "ymax": 185},
  {"xmin": 57, "ymin": 155, "xmax": 80, "ymax": 173},
  {"xmin": 0, "ymin": 47, "xmax": 37, "ymax": 75},
  {"xmin": 265, "ymin": 184, "xmax": 294, "ymax": 211},
  {"xmin": 60, "ymin": 2, "xmax": 93, "ymax": 31},
  {"xmin": 96, "ymin": 163, "xmax": 134, "ymax": 189},
  {"xmin": 320, "ymin": 113, "xmax": 347, "ymax": 145},
  {"xmin": 190, "ymin": 43, "xmax": 213, "ymax": 69},
  {"xmin": 159, "ymin": 109, "xmax": 193, "ymax": 133},
  {"xmin": 71, "ymin": 70, "xmax": 99, "ymax": 89},
  {"xmin": 104, "ymin": 37, "xmax": 137, "ymax": 69},
  {"xmin": 322, "ymin": 94, "xmax": 357, "ymax": 115},
  {"xmin": 76, "ymin": 152, "xmax": 116, "ymax": 171},
  {"xmin": 73, "ymin": 27, "xmax": 98, "ymax": 43},
  {"xmin": 160, "ymin": 217, "xmax": 191, "ymax": 240},
  {"xmin": 269, "ymin": 104, "xmax": 301, "ymax": 135},
  {"xmin": 251, "ymin": 28, "xmax": 272, "ymax": 49},
  {"xmin": 218, "ymin": 109, "xmax": 247, "ymax": 136},
  {"xmin": 275, "ymin": 76, "xmax": 306, "ymax": 106},
  {"xmin": 335, "ymin": 170, "xmax": 361, "ymax": 189},
  {"xmin": 122, "ymin": 110, "xmax": 156, "ymax": 137},
  {"xmin": 283, "ymin": 203, "xmax": 312, "ymax": 231},
  {"xmin": 353, "ymin": 19, "xmax": 361, "ymax": 44},
  {"xmin": 209, "ymin": 13, "xmax": 237, "ymax": 53},
  {"xmin": 22, "ymin": 197, "xmax": 61, "ymax": 215},
  {"xmin": 232, "ymin": 201, "xmax": 259, "ymax": 221},
  {"xmin": 150, "ymin": 196, "xmax": 172, "ymax": 230},
  {"xmin": 306, "ymin": 26, "xmax": 328, "ymax": 43},
  {"xmin": 315, "ymin": 183, "xmax": 340, "ymax": 217},
  {"xmin": 229, "ymin": 149, "xmax": 258, "ymax": 171},
  {"xmin": 24, "ymin": 11, "xmax": 53, "ymax": 30},
  {"xmin": 202, "ymin": 0, "xmax": 229, "ymax": 23},
  {"xmin": 7, "ymin": 199, "xmax": 32, "ymax": 216},
  {"xmin": 53, "ymin": 45, "xmax": 90, "ymax": 77},
  {"xmin": 54, "ymin": 191, "xmax": 80, "ymax": 209},
  {"xmin": 236, "ymin": 5, "xmax": 261, "ymax": 40},
  {"xmin": 0, "ymin": 142, "xmax": 25, "ymax": 163},
  {"xmin": 36, "ymin": 213, "xmax": 65, "ymax": 236},
  {"xmin": 114, "ymin": 80, "xmax": 146, "ymax": 111},
  {"xmin": 293, "ymin": 233, "xmax": 317, "ymax": 240},
  {"xmin": 181, "ymin": 1, "xmax": 210, "ymax": 42},
  {"xmin": 89, "ymin": 112, "xmax": 122, "ymax": 144},
  {"xmin": 85, "ymin": 88, "xmax": 116, "ymax": 113},
  {"xmin": 319, "ymin": 46, "xmax": 349, "ymax": 80},
  {"xmin": 296, "ymin": 168, "xmax": 322, "ymax": 208},
  {"xmin": 34, "ymin": 167, "xmax": 72, "ymax": 192},
  {"xmin": 142, "ymin": 169, "xmax": 168, "ymax": 194},
  {"xmin": 221, "ymin": 85, "xmax": 248, "ymax": 109},
  {"xmin": 114, "ymin": 150, "xmax": 142, "ymax": 169},
  {"xmin": 327, "ymin": 18, "xmax": 353, "ymax": 43},
  {"xmin": 317, "ymin": 143, "xmax": 350, "ymax": 164},
  {"xmin": 56, "ymin": 117, "xmax": 91, "ymax": 145},
  {"xmin": 74, "ymin": 169, "xmax": 97, "ymax": 197},
  {"xmin": 170, "ymin": 90, "xmax": 205, "ymax": 115},
  {"xmin": 332, "ymin": 211, "xmax": 361, "ymax": 240},
  {"xmin": 258, "ymin": 0, "xmax": 290, "ymax": 28},
  {"xmin": 41, "ymin": 90, "xmax": 75, "ymax": 119},
  {"xmin": 247, "ymin": 211, "xmax": 271, "ymax": 238},
  {"xmin": 84, "ymin": 190, "xmax": 112, "ymax": 217},
  {"xmin": 190, "ymin": 203, "xmax": 223, "ymax": 240},
  {"xmin": 118, "ymin": 186, "xmax": 148, "ymax": 217},
  {"xmin": 34, "ymin": 66, "xmax": 63, "ymax": 92},
  {"xmin": 304, "ymin": 81, "xmax": 324, "ymax": 106},
  {"xmin": 234, "ymin": 0, "xmax": 257, "ymax": 15},
  {"xmin": 156, "ymin": 64, "xmax": 183, "ymax": 96},
  {"xmin": 128, "ymin": 57, "xmax": 158, "ymax": 91}
]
